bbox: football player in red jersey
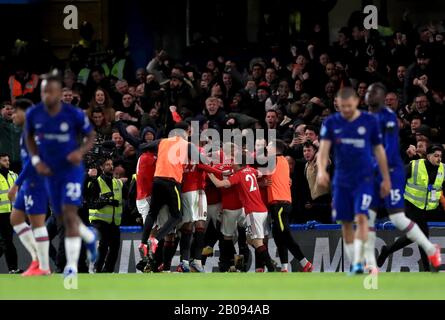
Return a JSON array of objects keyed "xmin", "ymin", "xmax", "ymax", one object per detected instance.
[{"xmin": 208, "ymin": 152, "xmax": 276, "ymax": 272}]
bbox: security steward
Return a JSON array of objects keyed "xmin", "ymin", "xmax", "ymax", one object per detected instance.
[
  {"xmin": 85, "ymin": 157, "xmax": 125, "ymax": 273},
  {"xmin": 0, "ymin": 153, "xmax": 20, "ymax": 273},
  {"xmin": 378, "ymin": 144, "xmax": 445, "ymax": 271}
]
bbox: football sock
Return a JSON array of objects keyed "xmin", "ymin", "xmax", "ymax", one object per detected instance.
[
  {"xmin": 33, "ymin": 226, "xmax": 50, "ymax": 271},
  {"xmin": 255, "ymin": 250, "xmax": 265, "ymax": 269},
  {"xmin": 256, "ymin": 245, "xmax": 275, "ymax": 271},
  {"xmin": 390, "ymin": 213, "xmax": 435, "ymax": 255},
  {"xmin": 13, "ymin": 223, "xmax": 38, "ymax": 261},
  {"xmin": 65, "ymin": 237, "xmax": 81, "ymax": 271},
  {"xmin": 281, "ymin": 263, "xmax": 288, "ymax": 271},
  {"xmin": 162, "ymin": 240, "xmax": 177, "ymax": 270},
  {"xmin": 78, "ymin": 223, "xmax": 95, "ymax": 244},
  {"xmin": 192, "ymin": 227, "xmax": 206, "ymax": 261},
  {"xmin": 365, "ymin": 209, "xmax": 377, "ymax": 268},
  {"xmin": 179, "ymin": 230, "xmax": 192, "ymax": 261},
  {"xmin": 141, "ymin": 215, "xmax": 155, "ymax": 244},
  {"xmin": 299, "ymin": 258, "xmax": 309, "ymax": 268},
  {"xmin": 344, "ymin": 242, "xmax": 354, "ymax": 263},
  {"xmin": 353, "ymin": 239, "xmax": 365, "ymax": 265}
]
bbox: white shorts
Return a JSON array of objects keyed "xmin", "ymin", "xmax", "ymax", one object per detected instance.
[
  {"xmin": 206, "ymin": 203, "xmax": 222, "ymax": 229},
  {"xmin": 245, "ymin": 212, "xmax": 268, "ymax": 240},
  {"xmin": 181, "ymin": 190, "xmax": 207, "ymax": 224},
  {"xmin": 221, "ymin": 208, "xmax": 245, "ymax": 237},
  {"xmin": 136, "ymin": 197, "xmax": 151, "ymax": 223}
]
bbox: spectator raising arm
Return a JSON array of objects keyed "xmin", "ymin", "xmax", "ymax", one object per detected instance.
[{"xmin": 316, "ymin": 139, "xmax": 331, "ymax": 188}]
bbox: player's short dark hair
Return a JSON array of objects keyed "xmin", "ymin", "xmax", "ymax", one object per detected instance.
[
  {"xmin": 92, "ymin": 107, "xmax": 105, "ymax": 114},
  {"xmin": 336, "ymin": 87, "xmax": 358, "ymax": 99},
  {"xmin": 41, "ymin": 70, "xmax": 63, "ymax": 87},
  {"xmin": 305, "ymin": 125, "xmax": 319, "ymax": 136},
  {"xmin": 174, "ymin": 121, "xmax": 190, "ymax": 131},
  {"xmin": 99, "ymin": 156, "xmax": 113, "ymax": 167},
  {"xmin": 269, "ymin": 139, "xmax": 287, "ymax": 154},
  {"xmin": 303, "ymin": 140, "xmax": 318, "ymax": 151},
  {"xmin": 1, "ymin": 101, "xmax": 12, "ymax": 109},
  {"xmin": 266, "ymin": 109, "xmax": 278, "ymax": 116},
  {"xmin": 91, "ymin": 65, "xmax": 105, "ymax": 75},
  {"xmin": 14, "ymin": 98, "xmax": 33, "ymax": 111},
  {"xmin": 0, "ymin": 153, "xmax": 10, "ymax": 158},
  {"xmin": 252, "ymin": 63, "xmax": 264, "ymax": 70},
  {"xmin": 416, "ymin": 92, "xmax": 428, "ymax": 99},
  {"xmin": 370, "ymin": 82, "xmax": 387, "ymax": 94}
]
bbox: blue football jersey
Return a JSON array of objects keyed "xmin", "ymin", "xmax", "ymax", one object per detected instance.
[
  {"xmin": 320, "ymin": 111, "xmax": 382, "ymax": 187},
  {"xmin": 371, "ymin": 107, "xmax": 404, "ymax": 170},
  {"xmin": 15, "ymin": 132, "xmax": 44, "ymax": 186},
  {"xmin": 25, "ymin": 102, "xmax": 92, "ymax": 172}
]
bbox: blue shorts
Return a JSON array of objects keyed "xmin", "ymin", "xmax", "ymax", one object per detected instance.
[
  {"xmin": 371, "ymin": 168, "xmax": 405, "ymax": 211},
  {"xmin": 332, "ymin": 179, "xmax": 374, "ymax": 222},
  {"xmin": 45, "ymin": 165, "xmax": 85, "ymax": 216},
  {"xmin": 14, "ymin": 179, "xmax": 48, "ymax": 215}
]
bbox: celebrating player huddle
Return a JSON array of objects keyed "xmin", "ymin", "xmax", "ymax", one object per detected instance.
[
  {"xmin": 6, "ymin": 72, "xmax": 441, "ymax": 277},
  {"xmin": 136, "ymin": 126, "xmax": 313, "ymax": 273}
]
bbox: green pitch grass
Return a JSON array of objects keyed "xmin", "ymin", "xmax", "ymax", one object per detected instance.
[{"xmin": 0, "ymin": 273, "xmax": 444, "ymax": 300}]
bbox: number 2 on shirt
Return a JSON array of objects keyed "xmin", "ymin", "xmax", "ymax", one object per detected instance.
[
  {"xmin": 245, "ymin": 174, "xmax": 257, "ymax": 192},
  {"xmin": 66, "ymin": 182, "xmax": 82, "ymax": 201}
]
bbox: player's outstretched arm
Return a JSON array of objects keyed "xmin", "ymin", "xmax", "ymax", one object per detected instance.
[
  {"xmin": 373, "ymin": 144, "xmax": 392, "ymax": 198},
  {"xmin": 197, "ymin": 163, "xmax": 223, "ymax": 175},
  {"xmin": 316, "ymin": 139, "xmax": 331, "ymax": 188},
  {"xmin": 208, "ymin": 173, "xmax": 231, "ymax": 188}
]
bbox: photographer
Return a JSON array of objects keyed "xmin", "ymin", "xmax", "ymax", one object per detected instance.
[{"xmin": 85, "ymin": 157, "xmax": 127, "ymax": 273}]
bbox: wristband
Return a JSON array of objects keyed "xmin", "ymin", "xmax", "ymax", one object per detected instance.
[{"xmin": 31, "ymin": 155, "xmax": 41, "ymax": 166}]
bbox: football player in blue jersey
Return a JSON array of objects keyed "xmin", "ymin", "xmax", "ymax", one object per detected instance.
[
  {"xmin": 8, "ymin": 99, "xmax": 50, "ymax": 276},
  {"xmin": 365, "ymin": 83, "xmax": 441, "ymax": 272},
  {"xmin": 317, "ymin": 87, "xmax": 391, "ymax": 274},
  {"xmin": 25, "ymin": 73, "xmax": 97, "ymax": 278}
]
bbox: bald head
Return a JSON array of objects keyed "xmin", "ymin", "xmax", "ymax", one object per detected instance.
[
  {"xmin": 126, "ymin": 125, "xmax": 139, "ymax": 137},
  {"xmin": 41, "ymin": 77, "xmax": 62, "ymax": 108},
  {"xmin": 366, "ymin": 82, "xmax": 387, "ymax": 109}
]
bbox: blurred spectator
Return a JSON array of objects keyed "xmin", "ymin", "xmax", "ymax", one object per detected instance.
[
  {"xmin": 62, "ymin": 87, "xmax": 74, "ymax": 104},
  {"xmin": 0, "ymin": 102, "xmax": 21, "ymax": 172},
  {"xmin": 87, "ymin": 88, "xmax": 115, "ymax": 123},
  {"xmin": 302, "ymin": 141, "xmax": 331, "ymax": 223},
  {"xmin": 8, "ymin": 65, "xmax": 39, "ymax": 103}
]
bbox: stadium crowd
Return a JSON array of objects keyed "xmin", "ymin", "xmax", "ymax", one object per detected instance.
[{"xmin": 1, "ymin": 13, "xmax": 445, "ymax": 273}]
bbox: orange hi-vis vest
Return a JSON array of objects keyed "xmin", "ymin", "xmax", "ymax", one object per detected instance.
[
  {"xmin": 267, "ymin": 155, "xmax": 292, "ymax": 203},
  {"xmin": 9, "ymin": 74, "xmax": 39, "ymax": 102},
  {"xmin": 154, "ymin": 136, "xmax": 189, "ymax": 183}
]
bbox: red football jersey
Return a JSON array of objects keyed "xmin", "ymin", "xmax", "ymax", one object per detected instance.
[
  {"xmin": 215, "ymin": 163, "xmax": 243, "ymax": 210},
  {"xmin": 182, "ymin": 163, "xmax": 207, "ymax": 193},
  {"xmin": 182, "ymin": 148, "xmax": 222, "ymax": 193},
  {"xmin": 228, "ymin": 166, "xmax": 267, "ymax": 214},
  {"xmin": 136, "ymin": 151, "xmax": 157, "ymax": 200}
]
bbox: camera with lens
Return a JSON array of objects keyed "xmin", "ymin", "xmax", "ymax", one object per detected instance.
[{"xmin": 85, "ymin": 140, "xmax": 116, "ymax": 169}]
